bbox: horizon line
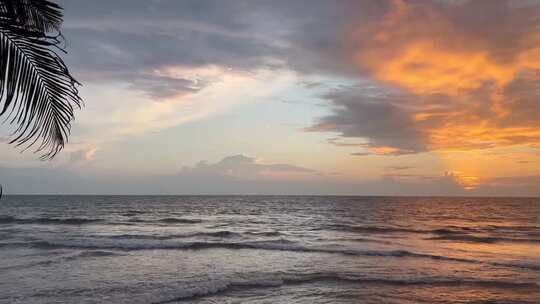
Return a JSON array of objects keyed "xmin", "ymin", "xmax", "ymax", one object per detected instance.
[{"xmin": 2, "ymin": 194, "xmax": 539, "ymax": 199}]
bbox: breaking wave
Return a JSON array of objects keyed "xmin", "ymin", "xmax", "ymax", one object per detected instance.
[
  {"xmin": 150, "ymin": 272, "xmax": 539, "ymax": 303},
  {"xmin": 22, "ymin": 239, "xmax": 540, "ymax": 271}
]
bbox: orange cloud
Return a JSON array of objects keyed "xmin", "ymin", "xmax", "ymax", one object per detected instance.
[
  {"xmin": 443, "ymin": 171, "xmax": 480, "ymax": 191},
  {"xmin": 296, "ymin": 0, "xmax": 540, "ymax": 192},
  {"xmin": 347, "ymin": 0, "xmax": 540, "ymax": 152}
]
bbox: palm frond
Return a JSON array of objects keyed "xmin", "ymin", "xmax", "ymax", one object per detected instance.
[
  {"xmin": 0, "ymin": 0, "xmax": 62, "ymax": 32},
  {"xmin": 0, "ymin": 0, "xmax": 81, "ymax": 159}
]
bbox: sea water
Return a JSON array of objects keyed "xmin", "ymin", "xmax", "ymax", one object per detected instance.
[{"xmin": 0, "ymin": 195, "xmax": 539, "ymax": 303}]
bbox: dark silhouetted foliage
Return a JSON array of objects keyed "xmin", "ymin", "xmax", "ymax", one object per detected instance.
[{"xmin": 0, "ymin": 0, "xmax": 81, "ymax": 160}]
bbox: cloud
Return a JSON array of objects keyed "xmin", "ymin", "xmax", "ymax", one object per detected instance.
[
  {"xmin": 58, "ymin": 0, "xmax": 290, "ymax": 99},
  {"xmin": 307, "ymin": 0, "xmax": 540, "ymax": 157},
  {"xmin": 128, "ymin": 75, "xmax": 207, "ymax": 99},
  {"xmin": 471, "ymin": 175, "xmax": 540, "ymax": 196},
  {"xmin": 49, "ymin": 1, "xmax": 316, "ymax": 148},
  {"xmin": 70, "ymin": 67, "xmax": 298, "ymax": 149},
  {"xmin": 307, "ymin": 85, "xmax": 425, "ymax": 154},
  {"xmin": 0, "ymin": 162, "xmax": 462, "ymax": 196},
  {"xmin": 56, "ymin": 1, "xmax": 383, "ymax": 99},
  {"xmin": 0, "ymin": 154, "xmax": 322, "ymax": 195},
  {"xmin": 63, "ymin": 26, "xmax": 282, "ymax": 98},
  {"xmin": 69, "ymin": 148, "xmax": 99, "ymax": 165},
  {"xmin": 361, "ymin": 1, "xmax": 540, "ymax": 150},
  {"xmin": 2, "ymin": 153, "xmax": 539, "ymax": 196},
  {"xmin": 57, "ymin": 0, "xmax": 540, "ymax": 151},
  {"xmin": 180, "ymin": 154, "xmax": 317, "ymax": 180},
  {"xmin": 386, "ymin": 166, "xmax": 414, "ymax": 171}
]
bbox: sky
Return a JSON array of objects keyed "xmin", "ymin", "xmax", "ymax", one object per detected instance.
[{"xmin": 2, "ymin": 0, "xmax": 540, "ymax": 196}]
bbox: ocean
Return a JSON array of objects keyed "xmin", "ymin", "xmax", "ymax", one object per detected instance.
[{"xmin": 0, "ymin": 195, "xmax": 539, "ymax": 303}]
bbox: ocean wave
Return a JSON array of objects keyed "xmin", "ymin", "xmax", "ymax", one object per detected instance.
[
  {"xmin": 318, "ymin": 236, "xmax": 392, "ymax": 244},
  {"xmin": 327, "ymin": 223, "xmax": 540, "ymax": 236},
  {"xmin": 0, "ymin": 250, "xmax": 122, "ymax": 271},
  {"xmin": 24, "ymin": 239, "xmax": 540, "ymax": 271},
  {"xmin": 486, "ymin": 225, "xmax": 540, "ymax": 231},
  {"xmin": 326, "ymin": 224, "xmax": 481, "ymax": 235},
  {"xmin": 427, "ymin": 234, "xmax": 540, "ymax": 244},
  {"xmin": 68, "ymin": 250, "xmax": 121, "ymax": 259},
  {"xmin": 328, "ymin": 224, "xmax": 540, "ymax": 244},
  {"xmin": 126, "ymin": 217, "xmax": 202, "ymax": 224},
  {"xmin": 431, "ymin": 228, "xmax": 474, "ymax": 235},
  {"xmin": 245, "ymin": 231, "xmax": 282, "ymax": 237},
  {"xmin": 150, "ymin": 272, "xmax": 539, "ymax": 303},
  {"xmin": 0, "ymin": 216, "xmax": 102, "ymax": 225},
  {"xmin": 157, "ymin": 218, "xmax": 203, "ymax": 224},
  {"xmin": 109, "ymin": 230, "xmax": 241, "ymax": 240},
  {"xmin": 325, "ymin": 224, "xmax": 423, "ymax": 234},
  {"xmin": 120, "ymin": 212, "xmax": 143, "ymax": 217}
]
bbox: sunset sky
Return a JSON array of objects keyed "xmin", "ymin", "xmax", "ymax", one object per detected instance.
[{"xmin": 1, "ymin": 0, "xmax": 540, "ymax": 195}]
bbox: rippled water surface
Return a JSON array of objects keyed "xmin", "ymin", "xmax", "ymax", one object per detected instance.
[{"xmin": 0, "ymin": 195, "xmax": 539, "ymax": 303}]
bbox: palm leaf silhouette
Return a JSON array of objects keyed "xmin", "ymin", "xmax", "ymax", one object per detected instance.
[{"xmin": 0, "ymin": 0, "xmax": 81, "ymax": 160}]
